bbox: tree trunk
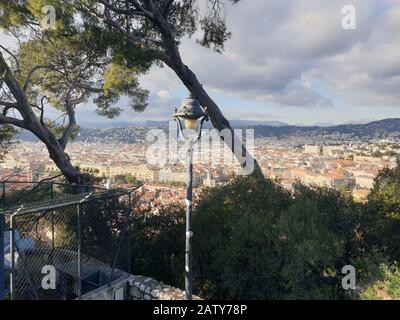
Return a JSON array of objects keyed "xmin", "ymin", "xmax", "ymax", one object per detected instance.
[
  {"xmin": 46, "ymin": 142, "xmax": 82, "ymax": 185},
  {"xmin": 29, "ymin": 122, "xmax": 84, "ymax": 186},
  {"xmin": 153, "ymin": 11, "xmax": 263, "ymax": 177},
  {"xmin": 164, "ymin": 58, "xmax": 263, "ymax": 177},
  {"xmin": 0, "ymin": 52, "xmax": 85, "ymax": 187}
]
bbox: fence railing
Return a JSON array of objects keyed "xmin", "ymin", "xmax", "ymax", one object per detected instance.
[
  {"xmin": 0, "ymin": 180, "xmax": 106, "ymax": 211},
  {"xmin": 1, "ymin": 186, "xmax": 140, "ymax": 300}
]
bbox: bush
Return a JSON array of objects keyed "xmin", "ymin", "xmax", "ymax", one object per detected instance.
[
  {"xmin": 192, "ymin": 177, "xmax": 364, "ymax": 299},
  {"xmin": 131, "ymin": 205, "xmax": 186, "ymax": 288},
  {"xmin": 363, "ymin": 159, "xmax": 400, "ymax": 260},
  {"xmin": 360, "ymin": 263, "xmax": 400, "ymax": 300},
  {"xmin": 130, "ymin": 164, "xmax": 400, "ymax": 300}
]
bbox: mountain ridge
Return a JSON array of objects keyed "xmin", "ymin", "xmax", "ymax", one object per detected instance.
[
  {"xmin": 16, "ymin": 118, "xmax": 400, "ymax": 142},
  {"xmin": 252, "ymin": 118, "xmax": 400, "ymax": 138}
]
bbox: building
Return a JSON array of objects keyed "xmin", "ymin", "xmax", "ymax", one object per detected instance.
[
  {"xmin": 323, "ymin": 145, "xmax": 345, "ymax": 157},
  {"xmin": 304, "ymin": 173, "xmax": 348, "ymax": 188},
  {"xmin": 136, "ymin": 166, "xmax": 159, "ymax": 182},
  {"xmin": 159, "ymin": 168, "xmax": 172, "ymax": 183},
  {"xmin": 355, "ymin": 175, "xmax": 374, "ymax": 189},
  {"xmin": 304, "ymin": 145, "xmax": 322, "ymax": 155}
]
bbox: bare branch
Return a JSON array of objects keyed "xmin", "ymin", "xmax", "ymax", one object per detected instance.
[
  {"xmin": 0, "ymin": 52, "xmax": 40, "ymax": 127},
  {"xmin": 0, "ymin": 100, "xmax": 17, "ymax": 109},
  {"xmin": 77, "ymin": 84, "xmax": 103, "ymax": 93},
  {"xmin": 23, "ymin": 64, "xmax": 61, "ymax": 91},
  {"xmin": 163, "ymin": 0, "xmax": 175, "ymax": 17},
  {"xmin": 58, "ymin": 88, "xmax": 83, "ymax": 150},
  {"xmin": 127, "ymin": 0, "xmax": 154, "ymax": 17},
  {"xmin": 98, "ymin": 0, "xmax": 138, "ymax": 15},
  {"xmin": 0, "ymin": 113, "xmax": 27, "ymax": 129},
  {"xmin": 39, "ymin": 96, "xmax": 48, "ymax": 124},
  {"xmin": 0, "ymin": 45, "xmax": 20, "ymax": 71}
]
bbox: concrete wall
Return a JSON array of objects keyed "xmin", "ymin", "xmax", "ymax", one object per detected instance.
[
  {"xmin": 81, "ymin": 274, "xmax": 201, "ymax": 300},
  {"xmin": 80, "ymin": 276, "xmax": 132, "ymax": 300}
]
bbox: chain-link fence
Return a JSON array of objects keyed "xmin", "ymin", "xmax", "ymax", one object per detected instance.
[
  {"xmin": 0, "ymin": 180, "xmax": 105, "ymax": 211},
  {"xmin": 1, "ymin": 187, "xmax": 139, "ymax": 300}
]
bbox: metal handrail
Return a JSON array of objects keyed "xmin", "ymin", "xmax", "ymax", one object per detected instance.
[
  {"xmin": 0, "ymin": 180, "xmax": 107, "ymax": 190},
  {"xmin": 1, "ymin": 185, "xmax": 142, "ymax": 216},
  {"xmin": 0, "ymin": 180, "xmax": 110, "ymax": 213}
]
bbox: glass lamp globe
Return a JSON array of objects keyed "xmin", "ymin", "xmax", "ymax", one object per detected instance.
[
  {"xmin": 184, "ymin": 118, "xmax": 199, "ymax": 130},
  {"xmin": 173, "ymin": 94, "xmax": 207, "ymax": 131}
]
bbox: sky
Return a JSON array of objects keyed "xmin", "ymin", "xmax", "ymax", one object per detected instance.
[{"xmin": 2, "ymin": 0, "xmax": 400, "ymax": 126}]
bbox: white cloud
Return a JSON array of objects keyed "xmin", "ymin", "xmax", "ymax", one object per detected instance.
[
  {"xmin": 3, "ymin": 0, "xmax": 400, "ymax": 125},
  {"xmin": 142, "ymin": 0, "xmax": 400, "ymax": 109},
  {"xmin": 157, "ymin": 90, "xmax": 172, "ymax": 101}
]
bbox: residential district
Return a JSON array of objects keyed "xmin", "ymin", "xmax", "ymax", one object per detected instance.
[{"xmin": 1, "ymin": 129, "xmax": 399, "ymax": 211}]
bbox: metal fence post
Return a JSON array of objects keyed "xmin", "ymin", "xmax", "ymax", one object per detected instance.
[
  {"xmin": 128, "ymin": 193, "xmax": 132, "ymax": 274},
  {"xmin": 10, "ymin": 216, "xmax": 15, "ymax": 300},
  {"xmin": 77, "ymin": 203, "xmax": 82, "ymax": 300},
  {"xmin": 185, "ymin": 145, "xmax": 194, "ymax": 300},
  {"xmin": 51, "ymin": 183, "xmax": 55, "ymax": 249},
  {"xmin": 0, "ymin": 213, "xmax": 4, "ymax": 300},
  {"xmin": 1, "ymin": 181, "xmax": 6, "ymax": 210}
]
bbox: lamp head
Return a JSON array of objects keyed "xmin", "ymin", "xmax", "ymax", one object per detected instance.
[{"xmin": 173, "ymin": 94, "xmax": 207, "ymax": 130}]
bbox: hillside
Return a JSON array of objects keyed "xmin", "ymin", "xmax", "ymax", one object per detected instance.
[
  {"xmin": 16, "ymin": 118, "xmax": 400, "ymax": 143},
  {"xmin": 253, "ymin": 118, "xmax": 400, "ymax": 138}
]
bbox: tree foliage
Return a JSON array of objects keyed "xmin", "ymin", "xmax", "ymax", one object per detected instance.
[
  {"xmin": 131, "ymin": 204, "xmax": 186, "ymax": 288},
  {"xmin": 1, "ymin": 29, "xmax": 149, "ymax": 135},
  {"xmin": 1, "ymin": 0, "xmax": 240, "ymax": 53},
  {"xmin": 129, "ymin": 160, "xmax": 400, "ymax": 300},
  {"xmin": 0, "ymin": 1, "xmax": 154, "ymax": 182},
  {"xmin": 0, "ymin": 0, "xmax": 261, "ymax": 176},
  {"xmin": 362, "ymin": 159, "xmax": 400, "ymax": 260},
  {"xmin": 360, "ymin": 263, "xmax": 400, "ymax": 300},
  {"xmin": 191, "ymin": 178, "xmax": 362, "ymax": 299}
]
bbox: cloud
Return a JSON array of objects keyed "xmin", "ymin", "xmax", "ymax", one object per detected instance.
[
  {"xmin": 317, "ymin": 2, "xmax": 400, "ymax": 106},
  {"xmin": 3, "ymin": 0, "xmax": 400, "ymax": 124},
  {"xmin": 142, "ymin": 0, "xmax": 400, "ymax": 110},
  {"xmin": 157, "ymin": 90, "xmax": 172, "ymax": 101}
]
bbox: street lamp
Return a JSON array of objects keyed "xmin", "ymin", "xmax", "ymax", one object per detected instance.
[{"xmin": 173, "ymin": 94, "xmax": 208, "ymax": 300}]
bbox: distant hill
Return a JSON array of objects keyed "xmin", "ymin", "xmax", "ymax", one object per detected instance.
[
  {"xmin": 16, "ymin": 118, "xmax": 400, "ymax": 143},
  {"xmin": 145, "ymin": 120, "xmax": 288, "ymax": 128},
  {"xmin": 229, "ymin": 120, "xmax": 288, "ymax": 127},
  {"xmin": 252, "ymin": 118, "xmax": 400, "ymax": 138},
  {"xmin": 145, "ymin": 120, "xmax": 169, "ymax": 127}
]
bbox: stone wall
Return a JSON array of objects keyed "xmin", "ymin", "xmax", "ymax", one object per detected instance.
[
  {"xmin": 128, "ymin": 275, "xmax": 201, "ymax": 300},
  {"xmin": 80, "ymin": 274, "xmax": 201, "ymax": 300}
]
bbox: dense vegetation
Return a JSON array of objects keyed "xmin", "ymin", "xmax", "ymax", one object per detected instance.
[
  {"xmin": 4, "ymin": 160, "xmax": 400, "ymax": 299},
  {"xmin": 132, "ymin": 162, "xmax": 400, "ymax": 300}
]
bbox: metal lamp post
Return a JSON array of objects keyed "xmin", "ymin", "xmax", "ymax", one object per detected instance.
[{"xmin": 173, "ymin": 94, "xmax": 208, "ymax": 300}]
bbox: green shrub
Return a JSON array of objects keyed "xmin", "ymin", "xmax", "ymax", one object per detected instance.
[
  {"xmin": 360, "ymin": 263, "xmax": 400, "ymax": 300},
  {"xmin": 130, "ymin": 161, "xmax": 400, "ymax": 300}
]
